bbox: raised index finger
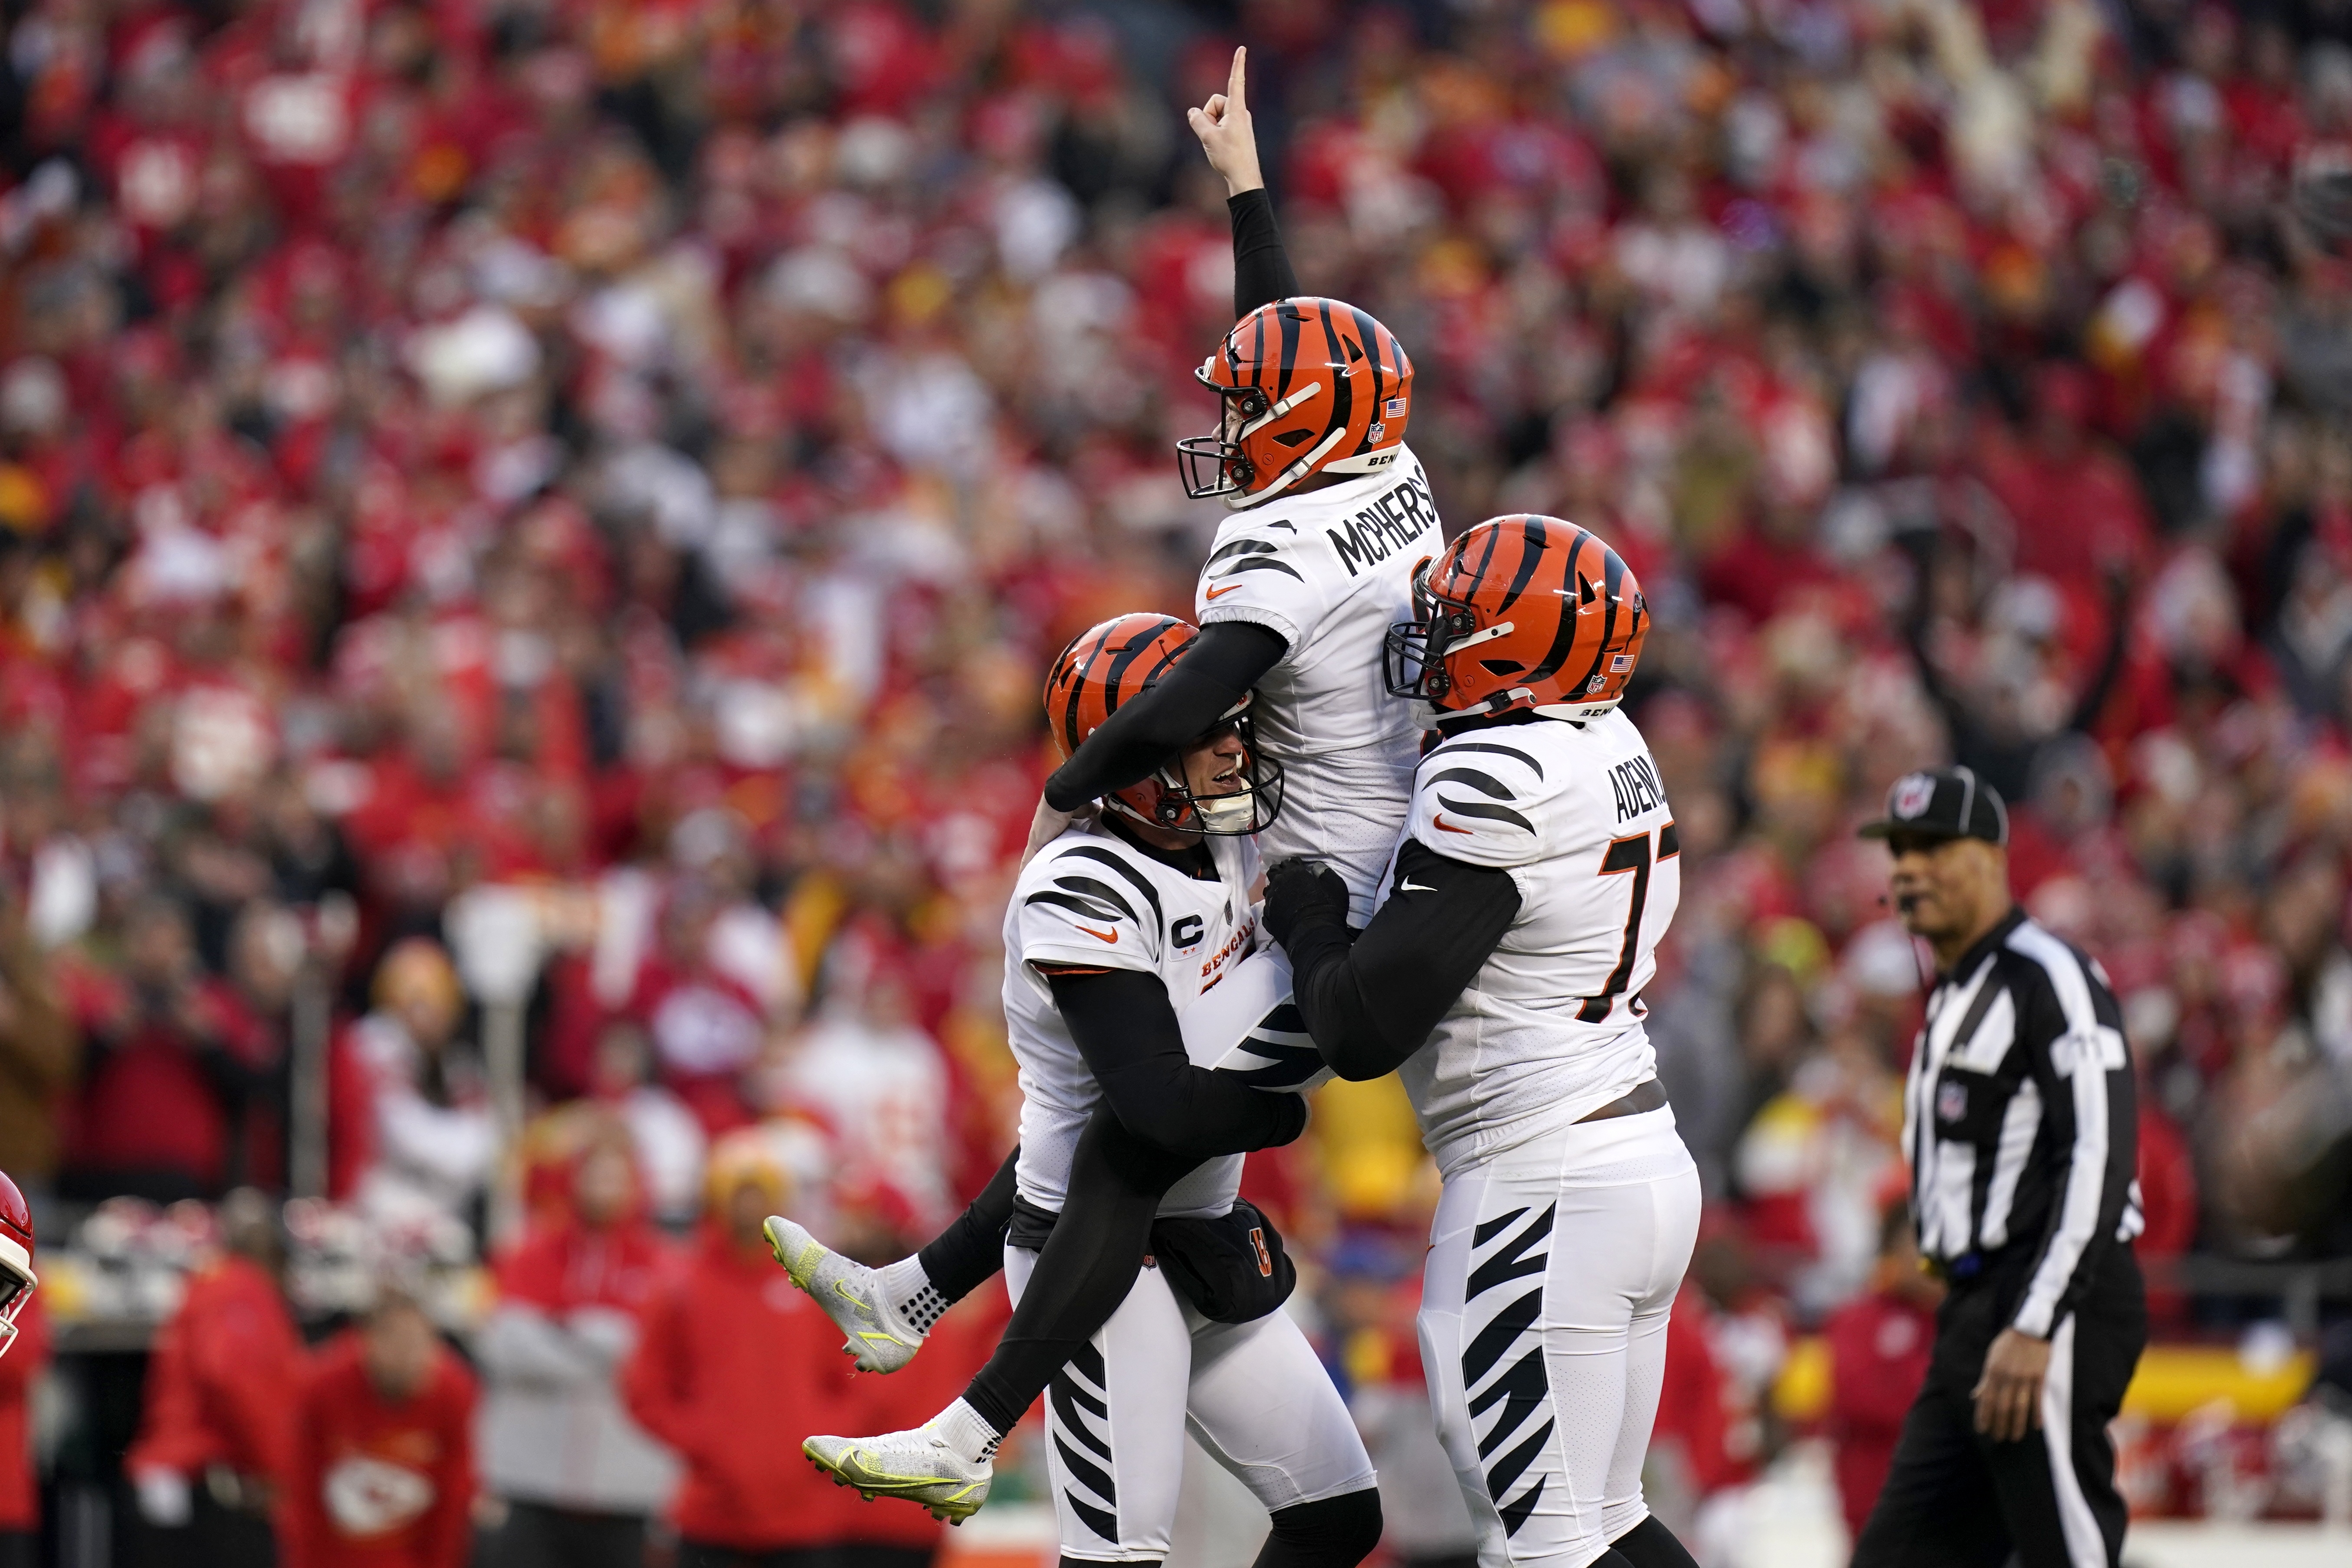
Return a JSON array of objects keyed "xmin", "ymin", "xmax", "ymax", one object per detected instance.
[{"xmin": 1228, "ymin": 46, "xmax": 1247, "ymax": 115}]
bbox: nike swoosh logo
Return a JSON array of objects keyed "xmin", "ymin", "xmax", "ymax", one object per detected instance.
[
  {"xmin": 1204, "ymin": 583, "xmax": 1243, "ymax": 600},
  {"xmin": 1074, "ymin": 924, "xmax": 1120, "ymax": 943},
  {"xmin": 1432, "ymin": 814, "xmax": 1473, "ymax": 835},
  {"xmin": 1397, "ymin": 879, "xmax": 1437, "ymax": 893}
]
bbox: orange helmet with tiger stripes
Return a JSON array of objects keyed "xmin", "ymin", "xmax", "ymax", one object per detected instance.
[
  {"xmin": 1044, "ymin": 613, "xmax": 1284, "ymax": 835},
  {"xmin": 1178, "ymin": 297, "xmax": 1414, "ymax": 509},
  {"xmin": 1383, "ymin": 515, "xmax": 1650, "ymax": 722}
]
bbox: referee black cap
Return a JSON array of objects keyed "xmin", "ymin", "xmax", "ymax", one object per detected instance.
[{"xmin": 1857, "ymin": 766, "xmax": 2009, "ymax": 847}]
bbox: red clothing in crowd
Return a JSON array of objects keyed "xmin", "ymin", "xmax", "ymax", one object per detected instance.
[
  {"xmin": 0, "ymin": 1295, "xmax": 49, "ymax": 1530},
  {"xmin": 622, "ymin": 1228, "xmax": 858, "ymax": 1552},
  {"xmin": 283, "ymin": 1331, "xmax": 477, "ymax": 1568},
  {"xmin": 1979, "ymin": 433, "xmax": 2154, "ymax": 591},
  {"xmin": 2135, "ymin": 1102, "xmax": 2200, "ymax": 1326},
  {"xmin": 127, "ymin": 1254, "xmax": 307, "ymax": 1496},
  {"xmin": 1650, "ymin": 1286, "xmax": 1739, "ymax": 1499},
  {"xmin": 60, "ymin": 973, "xmax": 271, "ymax": 1192},
  {"xmin": 1824, "ymin": 1288, "xmax": 1938, "ymax": 1541},
  {"xmin": 492, "ymin": 1212, "xmax": 672, "ymax": 1320}
]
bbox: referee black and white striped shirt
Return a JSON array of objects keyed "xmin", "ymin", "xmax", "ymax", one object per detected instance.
[{"xmin": 1903, "ymin": 906, "xmax": 2145, "ymax": 1336}]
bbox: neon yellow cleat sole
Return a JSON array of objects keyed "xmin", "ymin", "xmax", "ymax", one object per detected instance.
[{"xmin": 803, "ymin": 1432, "xmax": 991, "ymax": 1524}]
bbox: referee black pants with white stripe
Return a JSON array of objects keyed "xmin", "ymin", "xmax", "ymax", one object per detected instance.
[{"xmin": 1851, "ymin": 1245, "xmax": 2146, "ymax": 1568}]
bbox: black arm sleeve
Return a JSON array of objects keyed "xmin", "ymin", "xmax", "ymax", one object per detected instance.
[
  {"xmin": 1230, "ymin": 187, "xmax": 1299, "ymax": 317},
  {"xmin": 1282, "ymin": 839, "xmax": 1522, "ymax": 1081},
  {"xmin": 1041, "ymin": 621, "xmax": 1288, "ymax": 812},
  {"xmin": 1048, "ymin": 968, "xmax": 1308, "ymax": 1156},
  {"xmin": 959, "ymin": 1108, "xmax": 1197, "ymax": 1433},
  {"xmin": 914, "ymin": 1142, "xmax": 1021, "ymax": 1303}
]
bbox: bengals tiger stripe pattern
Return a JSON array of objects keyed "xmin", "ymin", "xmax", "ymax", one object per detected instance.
[
  {"xmin": 1042, "ymin": 612, "xmax": 1196, "ymax": 831},
  {"xmin": 1179, "ymin": 296, "xmax": 1415, "ymax": 506},
  {"xmin": 1394, "ymin": 514, "xmax": 1649, "ymax": 721}
]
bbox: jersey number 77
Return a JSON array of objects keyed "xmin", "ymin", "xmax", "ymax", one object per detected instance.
[{"xmin": 1579, "ymin": 821, "xmax": 1680, "ymax": 1024}]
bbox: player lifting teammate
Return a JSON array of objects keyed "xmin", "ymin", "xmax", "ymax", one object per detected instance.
[
  {"xmin": 795, "ymin": 615, "xmax": 1384, "ymax": 1567},
  {"xmin": 1264, "ymin": 517, "xmax": 1704, "ymax": 1568}
]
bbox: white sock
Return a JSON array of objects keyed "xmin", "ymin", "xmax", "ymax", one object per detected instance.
[
  {"xmin": 878, "ymin": 1257, "xmax": 945, "ymax": 1335},
  {"xmin": 932, "ymin": 1397, "xmax": 1001, "ymax": 1464}
]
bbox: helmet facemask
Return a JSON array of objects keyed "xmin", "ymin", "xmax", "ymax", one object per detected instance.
[
  {"xmin": 1383, "ymin": 556, "xmax": 1520, "ymax": 715},
  {"xmin": 1175, "ymin": 361, "xmax": 1342, "ymax": 509},
  {"xmin": 0, "ymin": 1241, "xmax": 33, "ymax": 1358},
  {"xmin": 1107, "ymin": 701, "xmax": 1286, "ymax": 837},
  {"xmin": 1175, "ymin": 381, "xmax": 1270, "ymax": 501}
]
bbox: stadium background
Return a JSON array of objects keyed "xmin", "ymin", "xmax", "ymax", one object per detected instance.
[{"xmin": 0, "ymin": 0, "xmax": 2349, "ymax": 1563}]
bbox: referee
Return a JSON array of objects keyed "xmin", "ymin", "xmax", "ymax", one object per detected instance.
[{"xmin": 1850, "ymin": 768, "xmax": 2148, "ymax": 1568}]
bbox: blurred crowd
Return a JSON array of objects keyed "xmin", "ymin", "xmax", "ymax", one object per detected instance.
[{"xmin": 3, "ymin": 0, "xmax": 2352, "ymax": 1558}]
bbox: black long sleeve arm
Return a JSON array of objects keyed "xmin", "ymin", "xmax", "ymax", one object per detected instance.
[
  {"xmin": 1046, "ymin": 966, "xmax": 1308, "ymax": 1155},
  {"xmin": 1041, "ymin": 621, "xmax": 1288, "ymax": 812},
  {"xmin": 1269, "ymin": 841, "xmax": 1522, "ymax": 1081},
  {"xmin": 915, "ymin": 1143, "xmax": 1022, "ymax": 1303},
  {"xmin": 960, "ymin": 1108, "xmax": 1195, "ymax": 1434},
  {"xmin": 1231, "ymin": 187, "xmax": 1300, "ymax": 316}
]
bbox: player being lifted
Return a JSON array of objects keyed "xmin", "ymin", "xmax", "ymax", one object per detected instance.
[
  {"xmin": 1263, "ymin": 517, "xmax": 1704, "ymax": 1568},
  {"xmin": 798, "ymin": 615, "xmax": 1384, "ymax": 1568},
  {"xmin": 1032, "ymin": 46, "xmax": 1437, "ymax": 921}
]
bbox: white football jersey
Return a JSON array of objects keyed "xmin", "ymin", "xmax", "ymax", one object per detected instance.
[
  {"xmin": 1381, "ymin": 710, "xmax": 1681, "ymax": 1177},
  {"xmin": 1197, "ymin": 444, "xmax": 1443, "ymax": 923},
  {"xmin": 1004, "ymin": 822, "xmax": 1264, "ymax": 1217}
]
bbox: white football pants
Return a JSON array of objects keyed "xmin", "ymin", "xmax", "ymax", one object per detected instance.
[
  {"xmin": 1006, "ymin": 1245, "xmax": 1376, "ymax": 1563},
  {"xmin": 1419, "ymin": 1107, "xmax": 1702, "ymax": 1568}
]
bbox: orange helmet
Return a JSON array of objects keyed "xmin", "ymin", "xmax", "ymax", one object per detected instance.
[
  {"xmin": 1383, "ymin": 515, "xmax": 1649, "ymax": 721},
  {"xmin": 1043, "ymin": 613, "xmax": 1284, "ymax": 835},
  {"xmin": 0, "ymin": 1171, "xmax": 33, "ymax": 1358},
  {"xmin": 1178, "ymin": 298, "xmax": 1413, "ymax": 508}
]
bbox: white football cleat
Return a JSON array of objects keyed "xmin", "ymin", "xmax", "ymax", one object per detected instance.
[
  {"xmin": 763, "ymin": 1215, "xmax": 925, "ymax": 1373},
  {"xmin": 804, "ymin": 1424, "xmax": 992, "ymax": 1524}
]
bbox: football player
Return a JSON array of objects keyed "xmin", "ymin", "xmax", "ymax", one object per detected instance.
[
  {"xmin": 1027, "ymin": 47, "xmax": 1439, "ymax": 929},
  {"xmin": 793, "ymin": 615, "xmax": 1382, "ymax": 1568},
  {"xmin": 1263, "ymin": 516, "xmax": 1704, "ymax": 1568}
]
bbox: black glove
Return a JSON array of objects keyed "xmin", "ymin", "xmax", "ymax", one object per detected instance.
[{"xmin": 1263, "ymin": 858, "xmax": 1350, "ymax": 949}]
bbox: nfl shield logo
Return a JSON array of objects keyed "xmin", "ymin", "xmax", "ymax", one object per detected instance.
[
  {"xmin": 1936, "ymin": 1080, "xmax": 1968, "ymax": 1124},
  {"xmin": 1891, "ymin": 773, "xmax": 1938, "ymax": 820},
  {"xmin": 1368, "ymin": 422, "xmax": 1385, "ymax": 442}
]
